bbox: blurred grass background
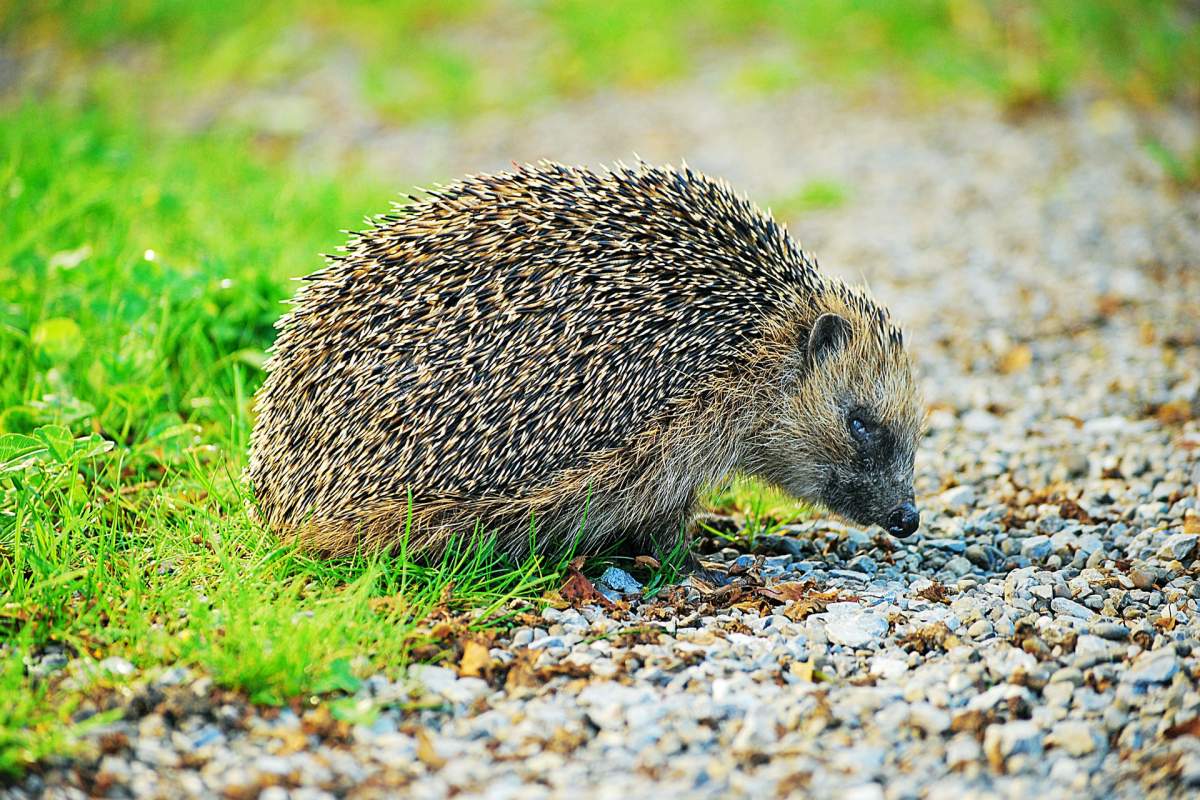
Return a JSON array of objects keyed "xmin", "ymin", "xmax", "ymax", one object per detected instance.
[
  {"xmin": 1, "ymin": 0, "xmax": 1198, "ymax": 778},
  {"xmin": 9, "ymin": 0, "xmax": 1199, "ymax": 119}
]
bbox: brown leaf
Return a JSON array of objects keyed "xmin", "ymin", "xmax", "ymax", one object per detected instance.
[
  {"xmin": 898, "ymin": 622, "xmax": 959, "ymax": 654},
  {"xmin": 504, "ymin": 651, "xmax": 539, "ymax": 691},
  {"xmin": 758, "ymin": 581, "xmax": 852, "ymax": 622},
  {"xmin": 1096, "ymin": 294, "xmax": 1123, "ymax": 317},
  {"xmin": 758, "ymin": 580, "xmax": 819, "ymax": 602},
  {"xmin": 634, "ymin": 555, "xmax": 661, "ymax": 569},
  {"xmin": 916, "ymin": 581, "xmax": 952, "ymax": 604},
  {"xmin": 1165, "ymin": 717, "xmax": 1200, "ymax": 739},
  {"xmin": 1058, "ymin": 498, "xmax": 1095, "ymax": 524},
  {"xmin": 1155, "ymin": 398, "xmax": 1194, "ymax": 425},
  {"xmin": 1153, "ymin": 614, "xmax": 1177, "ymax": 632},
  {"xmin": 559, "ymin": 561, "xmax": 614, "ymax": 609},
  {"xmin": 458, "ymin": 639, "xmax": 491, "ymax": 678}
]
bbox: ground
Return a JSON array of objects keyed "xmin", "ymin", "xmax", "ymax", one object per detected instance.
[{"xmin": 3, "ymin": 4, "xmax": 1200, "ymax": 799}]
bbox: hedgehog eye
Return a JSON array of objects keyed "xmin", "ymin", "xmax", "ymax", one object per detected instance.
[{"xmin": 848, "ymin": 413, "xmax": 876, "ymax": 444}]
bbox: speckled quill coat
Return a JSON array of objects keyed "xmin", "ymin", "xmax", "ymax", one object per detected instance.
[{"xmin": 248, "ymin": 162, "xmax": 922, "ymax": 559}]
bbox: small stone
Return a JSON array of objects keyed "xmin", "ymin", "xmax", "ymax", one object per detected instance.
[
  {"xmin": 842, "ymin": 784, "xmax": 885, "ymax": 800},
  {"xmin": 1073, "ymin": 634, "xmax": 1119, "ymax": 668},
  {"xmin": 984, "ymin": 720, "xmax": 1043, "ymax": 767},
  {"xmin": 30, "ymin": 652, "xmax": 68, "ymax": 678},
  {"xmin": 527, "ymin": 636, "xmax": 567, "ymax": 651},
  {"xmin": 967, "ymin": 619, "xmax": 994, "ymax": 638},
  {"xmin": 823, "ymin": 610, "xmax": 889, "ymax": 649},
  {"xmin": 965, "ymin": 544, "xmax": 998, "ymax": 569},
  {"xmin": 946, "ymin": 734, "xmax": 982, "ymax": 767},
  {"xmin": 943, "ymin": 556, "xmax": 973, "ymax": 577},
  {"xmin": 1129, "ymin": 565, "xmax": 1158, "ymax": 590},
  {"xmin": 1090, "ymin": 621, "xmax": 1130, "ymax": 641},
  {"xmin": 155, "ymin": 666, "xmax": 189, "ymax": 687},
  {"xmin": 756, "ymin": 534, "xmax": 806, "ymax": 557},
  {"xmin": 409, "ymin": 664, "xmax": 458, "ymax": 696},
  {"xmin": 968, "ymin": 684, "xmax": 1032, "ymax": 712},
  {"xmin": 1051, "ymin": 597, "xmax": 1097, "ymax": 621},
  {"xmin": 938, "ymin": 485, "xmax": 977, "ymax": 512},
  {"xmin": 189, "ymin": 725, "xmax": 223, "ymax": 749},
  {"xmin": 909, "ymin": 703, "xmax": 950, "ymax": 735},
  {"xmin": 1047, "ymin": 720, "xmax": 1103, "ymax": 756},
  {"xmin": 96, "ymin": 756, "xmax": 131, "ymax": 784},
  {"xmin": 1043, "ymin": 681, "xmax": 1074, "ymax": 706},
  {"xmin": 847, "ymin": 555, "xmax": 877, "ymax": 574},
  {"xmin": 1048, "ymin": 667, "xmax": 1084, "ymax": 686},
  {"xmin": 597, "ymin": 566, "xmax": 642, "ymax": 594},
  {"xmin": 869, "ymin": 656, "xmax": 908, "ymax": 679},
  {"xmin": 1158, "ymin": 533, "xmax": 1198, "ymax": 561},
  {"xmin": 961, "ymin": 410, "xmax": 1001, "ymax": 434},
  {"xmin": 1021, "ymin": 536, "xmax": 1053, "ymax": 561},
  {"xmin": 442, "ymin": 677, "xmax": 490, "ymax": 705},
  {"xmin": 98, "ymin": 657, "xmax": 135, "ymax": 678},
  {"xmin": 1121, "ymin": 650, "xmax": 1179, "ymax": 687}
]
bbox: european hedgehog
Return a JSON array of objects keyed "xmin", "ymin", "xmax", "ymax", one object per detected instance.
[{"xmin": 247, "ymin": 162, "xmax": 923, "ymax": 567}]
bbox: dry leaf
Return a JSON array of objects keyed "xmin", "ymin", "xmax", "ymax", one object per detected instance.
[
  {"xmin": 415, "ymin": 729, "xmax": 446, "ymax": 769},
  {"xmin": 560, "ymin": 560, "xmax": 614, "ymax": 609},
  {"xmin": 758, "ymin": 580, "xmax": 818, "ymax": 602},
  {"xmin": 634, "ymin": 555, "xmax": 661, "ymax": 569},
  {"xmin": 916, "ymin": 581, "xmax": 952, "ymax": 604},
  {"xmin": 1153, "ymin": 614, "xmax": 1177, "ymax": 632},
  {"xmin": 458, "ymin": 639, "xmax": 491, "ymax": 678},
  {"xmin": 898, "ymin": 622, "xmax": 959, "ymax": 654},
  {"xmin": 1155, "ymin": 398, "xmax": 1194, "ymax": 425},
  {"xmin": 504, "ymin": 652, "xmax": 539, "ymax": 691},
  {"xmin": 273, "ymin": 729, "xmax": 310, "ymax": 756},
  {"xmin": 759, "ymin": 581, "xmax": 851, "ymax": 621},
  {"xmin": 1165, "ymin": 717, "xmax": 1200, "ymax": 739},
  {"xmin": 1058, "ymin": 498, "xmax": 1096, "ymax": 524}
]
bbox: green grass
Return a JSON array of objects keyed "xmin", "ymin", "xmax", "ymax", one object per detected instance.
[
  {"xmin": 5, "ymin": 1, "xmax": 1198, "ymax": 121},
  {"xmin": 0, "ymin": 101, "xmax": 579, "ymax": 774},
  {"xmin": 2, "ymin": 0, "xmax": 1196, "ymax": 780},
  {"xmin": 771, "ymin": 180, "xmax": 851, "ymax": 218}
]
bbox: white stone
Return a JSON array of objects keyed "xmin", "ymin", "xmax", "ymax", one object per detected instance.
[
  {"xmin": 1158, "ymin": 533, "xmax": 1198, "ymax": 561},
  {"xmin": 938, "ymin": 485, "xmax": 977, "ymax": 511},
  {"xmin": 823, "ymin": 610, "xmax": 889, "ymax": 649},
  {"xmin": 984, "ymin": 720, "xmax": 1044, "ymax": 762},
  {"xmin": 1121, "ymin": 650, "xmax": 1179, "ymax": 687},
  {"xmin": 1051, "ymin": 596, "xmax": 1097, "ymax": 620},
  {"xmin": 1048, "ymin": 720, "xmax": 1104, "ymax": 756}
]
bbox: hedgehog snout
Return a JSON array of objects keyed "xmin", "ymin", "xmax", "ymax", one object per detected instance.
[{"xmin": 885, "ymin": 502, "xmax": 920, "ymax": 538}]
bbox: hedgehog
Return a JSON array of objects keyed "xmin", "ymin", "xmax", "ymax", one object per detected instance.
[{"xmin": 247, "ymin": 161, "xmax": 923, "ymax": 571}]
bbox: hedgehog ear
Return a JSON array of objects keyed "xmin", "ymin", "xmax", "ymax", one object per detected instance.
[{"xmin": 808, "ymin": 313, "xmax": 852, "ymax": 363}]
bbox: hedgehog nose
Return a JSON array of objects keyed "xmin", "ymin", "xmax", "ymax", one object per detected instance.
[{"xmin": 886, "ymin": 502, "xmax": 920, "ymax": 538}]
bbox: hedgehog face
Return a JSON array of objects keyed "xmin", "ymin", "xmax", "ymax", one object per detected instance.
[{"xmin": 757, "ymin": 310, "xmax": 923, "ymax": 538}]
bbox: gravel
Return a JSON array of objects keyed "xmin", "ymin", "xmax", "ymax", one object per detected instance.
[{"xmin": 13, "ymin": 58, "xmax": 1200, "ymax": 800}]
